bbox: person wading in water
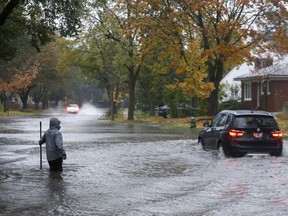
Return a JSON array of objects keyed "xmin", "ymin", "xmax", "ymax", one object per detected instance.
[{"xmin": 39, "ymin": 118, "xmax": 67, "ymax": 172}]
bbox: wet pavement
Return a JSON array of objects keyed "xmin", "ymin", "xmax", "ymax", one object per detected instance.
[{"xmin": 1, "ymin": 105, "xmax": 288, "ymax": 216}]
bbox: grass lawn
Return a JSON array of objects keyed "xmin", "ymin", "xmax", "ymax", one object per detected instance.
[
  {"xmin": 0, "ymin": 109, "xmax": 44, "ymax": 116},
  {"xmin": 101, "ymin": 110, "xmax": 207, "ymax": 132}
]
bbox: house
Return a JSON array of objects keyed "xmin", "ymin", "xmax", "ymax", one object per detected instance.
[
  {"xmin": 220, "ymin": 62, "xmax": 254, "ymax": 101},
  {"xmin": 234, "ymin": 55, "xmax": 288, "ymax": 112}
]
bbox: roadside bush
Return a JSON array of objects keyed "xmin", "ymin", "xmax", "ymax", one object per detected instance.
[
  {"xmin": 282, "ymin": 101, "xmax": 288, "ymax": 113},
  {"xmin": 276, "ymin": 101, "xmax": 288, "ymax": 120},
  {"xmin": 219, "ymin": 100, "xmax": 241, "ymax": 110}
]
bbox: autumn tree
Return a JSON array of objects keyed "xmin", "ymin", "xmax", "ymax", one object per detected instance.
[
  {"xmin": 134, "ymin": 0, "xmax": 288, "ymax": 115},
  {"xmin": 0, "ymin": 58, "xmax": 39, "ymax": 111},
  {"xmin": 11, "ymin": 62, "xmax": 39, "ymax": 109},
  {"xmin": 0, "ymin": 34, "xmax": 41, "ymax": 110}
]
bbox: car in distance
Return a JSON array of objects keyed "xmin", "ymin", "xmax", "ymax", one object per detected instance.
[
  {"xmin": 158, "ymin": 105, "xmax": 169, "ymax": 118},
  {"xmin": 198, "ymin": 110, "xmax": 283, "ymax": 157},
  {"xmin": 66, "ymin": 104, "xmax": 79, "ymax": 114}
]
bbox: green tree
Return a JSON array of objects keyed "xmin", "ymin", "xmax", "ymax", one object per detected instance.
[
  {"xmin": 136, "ymin": 67, "xmax": 169, "ymax": 116},
  {"xmin": 56, "ymin": 37, "xmax": 110, "ymax": 110},
  {"xmin": 28, "ymin": 38, "xmax": 85, "ymax": 109},
  {"xmin": 86, "ymin": 0, "xmax": 154, "ymax": 120},
  {"xmin": 63, "ymin": 28, "xmax": 125, "ymax": 120},
  {"xmin": 31, "ymin": 39, "xmax": 64, "ymax": 109},
  {"xmin": 55, "ymin": 39, "xmax": 87, "ymax": 106},
  {"xmin": 0, "ymin": 0, "xmax": 84, "ymax": 60}
]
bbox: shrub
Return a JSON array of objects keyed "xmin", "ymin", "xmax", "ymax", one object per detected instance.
[{"xmin": 219, "ymin": 100, "xmax": 241, "ymax": 110}]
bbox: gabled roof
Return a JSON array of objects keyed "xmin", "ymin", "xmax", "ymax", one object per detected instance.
[
  {"xmin": 221, "ymin": 62, "xmax": 254, "ymax": 85},
  {"xmin": 234, "ymin": 55, "xmax": 288, "ymax": 81}
]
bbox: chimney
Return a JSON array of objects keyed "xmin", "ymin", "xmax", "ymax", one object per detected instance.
[{"xmin": 254, "ymin": 57, "xmax": 273, "ymax": 70}]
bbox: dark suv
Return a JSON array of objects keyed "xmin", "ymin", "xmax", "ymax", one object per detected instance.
[{"xmin": 198, "ymin": 110, "xmax": 283, "ymax": 157}]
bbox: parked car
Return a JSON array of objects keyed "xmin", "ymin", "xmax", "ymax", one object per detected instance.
[
  {"xmin": 198, "ymin": 110, "xmax": 283, "ymax": 157},
  {"xmin": 158, "ymin": 105, "xmax": 169, "ymax": 118},
  {"xmin": 66, "ymin": 104, "xmax": 79, "ymax": 114}
]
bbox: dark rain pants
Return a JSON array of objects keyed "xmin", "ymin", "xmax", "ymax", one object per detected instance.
[{"xmin": 48, "ymin": 157, "xmax": 63, "ymax": 172}]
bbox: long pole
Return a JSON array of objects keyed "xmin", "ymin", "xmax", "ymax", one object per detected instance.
[{"xmin": 40, "ymin": 121, "xmax": 42, "ymax": 170}]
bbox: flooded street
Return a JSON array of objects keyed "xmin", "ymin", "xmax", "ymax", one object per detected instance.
[{"xmin": 1, "ymin": 105, "xmax": 288, "ymax": 216}]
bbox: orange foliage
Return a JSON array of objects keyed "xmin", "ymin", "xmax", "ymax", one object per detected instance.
[
  {"xmin": 271, "ymin": 27, "xmax": 288, "ymax": 55},
  {"xmin": 128, "ymin": 0, "xmax": 288, "ymax": 78},
  {"xmin": 98, "ymin": 0, "xmax": 288, "ymax": 106},
  {"xmin": 121, "ymin": 0, "xmax": 216, "ymax": 98},
  {"xmin": 0, "ymin": 61, "xmax": 39, "ymax": 93}
]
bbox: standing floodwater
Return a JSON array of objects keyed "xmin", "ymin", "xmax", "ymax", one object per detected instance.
[{"xmin": 1, "ymin": 110, "xmax": 288, "ymax": 216}]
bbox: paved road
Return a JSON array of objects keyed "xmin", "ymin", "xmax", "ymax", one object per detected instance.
[{"xmin": 0, "ymin": 107, "xmax": 288, "ymax": 216}]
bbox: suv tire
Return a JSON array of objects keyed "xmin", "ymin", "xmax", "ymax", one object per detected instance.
[
  {"xmin": 198, "ymin": 138, "xmax": 206, "ymax": 150},
  {"xmin": 221, "ymin": 142, "xmax": 232, "ymax": 157}
]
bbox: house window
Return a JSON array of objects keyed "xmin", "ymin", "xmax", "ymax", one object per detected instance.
[
  {"xmin": 255, "ymin": 58, "xmax": 273, "ymax": 69},
  {"xmin": 261, "ymin": 80, "xmax": 270, "ymax": 95},
  {"xmin": 244, "ymin": 82, "xmax": 252, "ymax": 101}
]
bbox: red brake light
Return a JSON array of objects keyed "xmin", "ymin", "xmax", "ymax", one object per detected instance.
[
  {"xmin": 271, "ymin": 131, "xmax": 283, "ymax": 138},
  {"xmin": 229, "ymin": 129, "xmax": 244, "ymax": 138}
]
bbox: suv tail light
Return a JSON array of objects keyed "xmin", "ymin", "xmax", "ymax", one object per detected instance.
[
  {"xmin": 271, "ymin": 131, "xmax": 283, "ymax": 138},
  {"xmin": 229, "ymin": 129, "xmax": 244, "ymax": 138}
]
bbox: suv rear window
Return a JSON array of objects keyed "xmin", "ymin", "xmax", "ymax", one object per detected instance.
[{"xmin": 234, "ymin": 115, "xmax": 278, "ymax": 128}]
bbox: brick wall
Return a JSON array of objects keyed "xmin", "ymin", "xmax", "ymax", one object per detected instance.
[{"xmin": 241, "ymin": 80, "xmax": 288, "ymax": 112}]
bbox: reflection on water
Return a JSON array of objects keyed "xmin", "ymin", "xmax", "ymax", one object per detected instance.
[
  {"xmin": 48, "ymin": 171, "xmax": 64, "ymax": 189},
  {"xmin": 46, "ymin": 172, "xmax": 67, "ymax": 215}
]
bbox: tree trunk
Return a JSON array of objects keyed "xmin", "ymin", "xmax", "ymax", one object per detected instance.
[
  {"xmin": 207, "ymin": 89, "xmax": 219, "ymax": 116},
  {"xmin": 127, "ymin": 70, "xmax": 136, "ymax": 120},
  {"xmin": 0, "ymin": 0, "xmax": 20, "ymax": 27},
  {"xmin": 148, "ymin": 93, "xmax": 155, "ymax": 116},
  {"xmin": 42, "ymin": 100, "xmax": 48, "ymax": 109},
  {"xmin": 127, "ymin": 83, "xmax": 135, "ymax": 120},
  {"xmin": 19, "ymin": 86, "xmax": 33, "ymax": 110},
  {"xmin": 114, "ymin": 82, "xmax": 121, "ymax": 115},
  {"xmin": 207, "ymin": 60, "xmax": 224, "ymax": 116},
  {"xmin": 20, "ymin": 93, "xmax": 29, "ymax": 109},
  {"xmin": 110, "ymin": 85, "xmax": 115, "ymax": 121},
  {"xmin": 0, "ymin": 93, "xmax": 3, "ymax": 105},
  {"xmin": 3, "ymin": 94, "xmax": 8, "ymax": 112}
]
